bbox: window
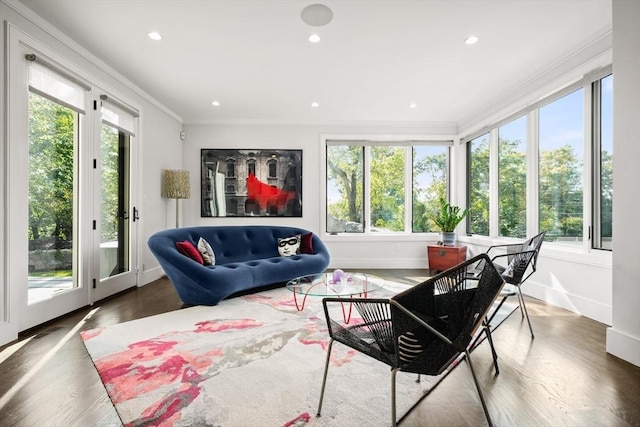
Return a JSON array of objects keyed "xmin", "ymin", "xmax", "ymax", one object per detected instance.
[
  {"xmin": 326, "ymin": 140, "xmax": 451, "ymax": 234},
  {"xmin": 593, "ymin": 74, "xmax": 613, "ymax": 250},
  {"xmin": 268, "ymin": 160, "xmax": 277, "ymax": 178},
  {"xmin": 247, "ymin": 159, "xmax": 256, "ymax": 176},
  {"xmin": 468, "ymin": 134, "xmax": 490, "ymax": 236},
  {"xmin": 413, "ymin": 146, "xmax": 448, "ymax": 232},
  {"xmin": 464, "ymin": 68, "xmax": 611, "ymax": 250},
  {"xmin": 539, "ymin": 89, "xmax": 584, "ymax": 244},
  {"xmin": 326, "ymin": 145, "xmax": 363, "ymax": 233},
  {"xmin": 498, "ymin": 116, "xmax": 527, "ymax": 238},
  {"xmin": 226, "ymin": 159, "xmax": 235, "ymax": 178}
]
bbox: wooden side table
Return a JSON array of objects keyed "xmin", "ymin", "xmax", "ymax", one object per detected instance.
[{"xmin": 427, "ymin": 245, "xmax": 467, "ymax": 272}]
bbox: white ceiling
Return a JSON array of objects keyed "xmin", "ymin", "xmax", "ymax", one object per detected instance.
[{"xmin": 17, "ymin": 0, "xmax": 612, "ymax": 125}]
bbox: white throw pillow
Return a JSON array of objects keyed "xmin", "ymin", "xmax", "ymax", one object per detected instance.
[{"xmin": 197, "ymin": 237, "xmax": 215, "ymax": 265}]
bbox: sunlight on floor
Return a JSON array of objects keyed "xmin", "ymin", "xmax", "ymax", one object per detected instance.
[{"xmin": 0, "ymin": 307, "xmax": 99, "ymax": 411}]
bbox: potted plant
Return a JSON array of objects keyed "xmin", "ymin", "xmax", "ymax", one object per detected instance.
[{"xmin": 432, "ymin": 197, "xmax": 469, "ymax": 245}]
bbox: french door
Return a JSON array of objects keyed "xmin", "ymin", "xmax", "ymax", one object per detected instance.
[
  {"xmin": 7, "ymin": 27, "xmax": 139, "ymax": 333},
  {"xmin": 91, "ymin": 94, "xmax": 139, "ymax": 301}
]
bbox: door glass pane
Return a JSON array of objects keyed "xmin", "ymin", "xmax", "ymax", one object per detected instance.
[
  {"xmin": 370, "ymin": 146, "xmax": 405, "ymax": 233},
  {"xmin": 539, "ymin": 89, "xmax": 584, "ymax": 244},
  {"xmin": 100, "ymin": 124, "xmax": 130, "ymax": 279},
  {"xmin": 498, "ymin": 116, "xmax": 527, "ymax": 238},
  {"xmin": 326, "ymin": 145, "xmax": 363, "ymax": 233},
  {"xmin": 468, "ymin": 134, "xmax": 490, "ymax": 235},
  {"xmin": 28, "ymin": 92, "xmax": 78, "ymax": 304},
  {"xmin": 412, "ymin": 146, "xmax": 448, "ymax": 232}
]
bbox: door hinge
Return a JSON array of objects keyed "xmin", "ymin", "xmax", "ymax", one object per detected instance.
[
  {"xmin": 92, "ymin": 278, "xmax": 96, "ymax": 289},
  {"xmin": 92, "ymin": 220, "xmax": 96, "ymax": 230},
  {"xmin": 93, "ymin": 158, "xmax": 97, "ymax": 169},
  {"xmin": 93, "ymin": 100, "xmax": 97, "ymax": 110}
]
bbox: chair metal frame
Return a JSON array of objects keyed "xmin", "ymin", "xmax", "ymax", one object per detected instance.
[
  {"xmin": 480, "ymin": 231, "xmax": 546, "ymax": 340},
  {"xmin": 316, "ymin": 254, "xmax": 505, "ymax": 427}
]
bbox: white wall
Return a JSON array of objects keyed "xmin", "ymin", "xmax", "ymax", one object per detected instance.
[
  {"xmin": 607, "ymin": 0, "xmax": 640, "ymax": 367},
  {"xmin": 181, "ymin": 123, "xmax": 456, "ymax": 269}
]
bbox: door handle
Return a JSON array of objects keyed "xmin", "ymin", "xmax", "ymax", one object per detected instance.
[{"xmin": 133, "ymin": 206, "xmax": 140, "ymax": 222}]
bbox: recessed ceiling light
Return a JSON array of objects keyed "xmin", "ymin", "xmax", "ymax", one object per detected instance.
[
  {"xmin": 308, "ymin": 33, "xmax": 321, "ymax": 43},
  {"xmin": 311, "ymin": 102, "xmax": 319, "ymax": 108},
  {"xmin": 409, "ymin": 102, "xmax": 418, "ymax": 109},
  {"xmin": 465, "ymin": 35, "xmax": 479, "ymax": 45},
  {"xmin": 148, "ymin": 31, "xmax": 162, "ymax": 41},
  {"xmin": 211, "ymin": 100, "xmax": 220, "ymax": 107}
]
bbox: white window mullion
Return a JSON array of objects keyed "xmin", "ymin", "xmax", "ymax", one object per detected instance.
[
  {"xmin": 364, "ymin": 146, "xmax": 371, "ymax": 232},
  {"xmin": 527, "ymin": 109, "xmax": 539, "ymax": 237},
  {"xmin": 489, "ymin": 128, "xmax": 499, "ymax": 237},
  {"xmin": 405, "ymin": 146, "xmax": 413, "ymax": 233}
]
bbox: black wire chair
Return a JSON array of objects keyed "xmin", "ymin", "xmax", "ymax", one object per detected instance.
[
  {"xmin": 316, "ymin": 254, "xmax": 505, "ymax": 427},
  {"xmin": 470, "ymin": 231, "xmax": 546, "ymax": 343}
]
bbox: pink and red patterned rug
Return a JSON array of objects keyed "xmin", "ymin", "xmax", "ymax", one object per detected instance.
[{"xmin": 81, "ymin": 282, "xmax": 511, "ymax": 426}]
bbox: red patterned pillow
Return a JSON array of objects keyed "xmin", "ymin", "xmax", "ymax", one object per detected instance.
[
  {"xmin": 176, "ymin": 240, "xmax": 204, "ymax": 264},
  {"xmin": 300, "ymin": 232, "xmax": 314, "ymax": 254}
]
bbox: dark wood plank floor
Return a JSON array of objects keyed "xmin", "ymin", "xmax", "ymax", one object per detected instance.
[{"xmin": 1, "ymin": 272, "xmax": 639, "ymax": 427}]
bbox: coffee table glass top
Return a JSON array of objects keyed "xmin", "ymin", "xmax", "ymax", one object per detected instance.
[{"xmin": 286, "ymin": 272, "xmax": 384, "ymax": 297}]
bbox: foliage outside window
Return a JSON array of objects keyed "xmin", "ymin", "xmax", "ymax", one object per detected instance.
[
  {"xmin": 468, "ymin": 134, "xmax": 490, "ymax": 235},
  {"xmin": 499, "ymin": 116, "xmax": 527, "ymax": 238},
  {"xmin": 28, "ymin": 92, "xmax": 76, "ymax": 246},
  {"xmin": 326, "ymin": 142, "xmax": 449, "ymax": 234},
  {"xmin": 539, "ymin": 89, "xmax": 584, "ymax": 243},
  {"xmin": 413, "ymin": 146, "xmax": 448, "ymax": 232},
  {"xmin": 465, "ymin": 70, "xmax": 611, "ymax": 249}
]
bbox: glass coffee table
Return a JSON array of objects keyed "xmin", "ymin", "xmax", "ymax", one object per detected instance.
[{"xmin": 286, "ymin": 272, "xmax": 384, "ymax": 323}]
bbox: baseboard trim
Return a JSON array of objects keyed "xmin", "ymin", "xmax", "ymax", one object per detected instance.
[
  {"xmin": 139, "ymin": 266, "xmax": 165, "ymax": 287},
  {"xmin": 329, "ymin": 258, "xmax": 428, "ymax": 270},
  {"xmin": 524, "ymin": 280, "xmax": 612, "ymax": 325},
  {"xmin": 606, "ymin": 327, "xmax": 640, "ymax": 367}
]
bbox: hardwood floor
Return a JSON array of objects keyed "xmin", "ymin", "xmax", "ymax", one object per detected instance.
[{"xmin": 1, "ymin": 273, "xmax": 639, "ymax": 427}]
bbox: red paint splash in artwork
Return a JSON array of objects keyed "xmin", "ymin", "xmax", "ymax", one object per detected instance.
[{"xmin": 246, "ymin": 173, "xmax": 297, "ymax": 211}]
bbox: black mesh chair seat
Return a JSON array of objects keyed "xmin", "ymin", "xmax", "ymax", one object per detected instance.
[{"xmin": 316, "ymin": 254, "xmax": 505, "ymax": 427}]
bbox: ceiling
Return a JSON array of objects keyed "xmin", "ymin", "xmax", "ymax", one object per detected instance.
[{"xmin": 17, "ymin": 0, "xmax": 612, "ymax": 125}]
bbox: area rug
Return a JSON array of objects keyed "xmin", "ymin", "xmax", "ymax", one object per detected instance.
[{"xmin": 81, "ymin": 281, "xmax": 514, "ymax": 427}]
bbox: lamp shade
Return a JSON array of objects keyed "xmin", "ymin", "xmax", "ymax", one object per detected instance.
[{"xmin": 162, "ymin": 169, "xmax": 190, "ymax": 199}]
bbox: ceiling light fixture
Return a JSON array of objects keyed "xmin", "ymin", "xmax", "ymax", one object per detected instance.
[
  {"xmin": 465, "ymin": 35, "xmax": 479, "ymax": 45},
  {"xmin": 311, "ymin": 102, "xmax": 319, "ymax": 108},
  {"xmin": 211, "ymin": 100, "xmax": 220, "ymax": 107},
  {"xmin": 301, "ymin": 4, "xmax": 334, "ymax": 27},
  {"xmin": 148, "ymin": 31, "xmax": 162, "ymax": 41},
  {"xmin": 308, "ymin": 33, "xmax": 321, "ymax": 43},
  {"xmin": 409, "ymin": 102, "xmax": 418, "ymax": 109}
]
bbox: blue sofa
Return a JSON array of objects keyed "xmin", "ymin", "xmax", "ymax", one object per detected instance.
[{"xmin": 148, "ymin": 225, "xmax": 330, "ymax": 306}]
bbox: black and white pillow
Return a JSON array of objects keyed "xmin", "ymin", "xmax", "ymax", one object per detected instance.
[
  {"xmin": 197, "ymin": 237, "xmax": 215, "ymax": 265},
  {"xmin": 398, "ymin": 331, "xmax": 424, "ymax": 364},
  {"xmin": 277, "ymin": 234, "xmax": 301, "ymax": 257}
]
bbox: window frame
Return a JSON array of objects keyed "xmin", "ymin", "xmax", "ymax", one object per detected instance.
[
  {"xmin": 321, "ymin": 134, "xmax": 455, "ymax": 238},
  {"xmin": 463, "ymin": 65, "xmax": 613, "ymax": 251}
]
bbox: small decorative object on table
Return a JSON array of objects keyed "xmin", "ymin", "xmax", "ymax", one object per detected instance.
[{"xmin": 332, "ymin": 269, "xmax": 344, "ymax": 283}]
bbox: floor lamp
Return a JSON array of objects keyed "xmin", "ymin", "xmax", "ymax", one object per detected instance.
[{"xmin": 162, "ymin": 169, "xmax": 190, "ymax": 228}]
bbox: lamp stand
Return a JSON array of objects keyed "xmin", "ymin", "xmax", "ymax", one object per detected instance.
[{"xmin": 175, "ymin": 198, "xmax": 180, "ymax": 228}]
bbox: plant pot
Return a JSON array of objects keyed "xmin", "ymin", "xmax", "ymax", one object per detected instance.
[{"xmin": 441, "ymin": 231, "xmax": 456, "ymax": 246}]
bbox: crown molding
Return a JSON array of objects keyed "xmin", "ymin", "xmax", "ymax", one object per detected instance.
[{"xmin": 2, "ymin": 0, "xmax": 183, "ymax": 123}]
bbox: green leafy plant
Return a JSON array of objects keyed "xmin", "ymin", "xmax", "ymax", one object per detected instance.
[{"xmin": 432, "ymin": 197, "xmax": 469, "ymax": 232}]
